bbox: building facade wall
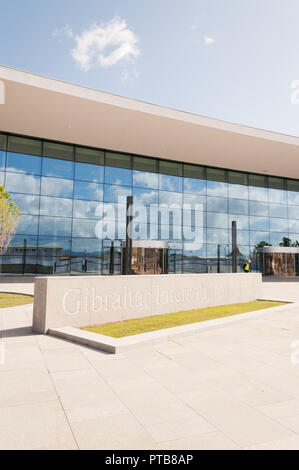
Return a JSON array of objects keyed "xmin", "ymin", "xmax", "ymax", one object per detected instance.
[{"xmin": 0, "ymin": 131, "xmax": 299, "ymax": 276}]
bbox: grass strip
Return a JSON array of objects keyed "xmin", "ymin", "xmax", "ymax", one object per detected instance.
[
  {"xmin": 81, "ymin": 300, "xmax": 287, "ymax": 338},
  {"xmin": 0, "ymin": 292, "xmax": 33, "ymax": 308}
]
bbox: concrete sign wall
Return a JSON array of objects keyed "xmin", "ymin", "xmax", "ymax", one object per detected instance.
[{"xmin": 33, "ymin": 273, "xmax": 262, "ymax": 334}]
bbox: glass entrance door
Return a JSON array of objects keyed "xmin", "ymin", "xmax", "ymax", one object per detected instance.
[
  {"xmin": 264, "ymin": 252, "xmax": 296, "ymax": 276},
  {"xmin": 131, "ymin": 247, "xmax": 165, "ymax": 274}
]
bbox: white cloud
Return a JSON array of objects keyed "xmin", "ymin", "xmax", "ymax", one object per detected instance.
[
  {"xmin": 70, "ymin": 16, "xmax": 140, "ymax": 72},
  {"xmin": 121, "ymin": 68, "xmax": 139, "ymax": 84},
  {"xmin": 204, "ymin": 36, "xmax": 215, "ymax": 45},
  {"xmin": 52, "ymin": 25, "xmax": 74, "ymax": 39}
]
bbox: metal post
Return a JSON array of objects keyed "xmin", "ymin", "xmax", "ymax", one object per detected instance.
[
  {"xmin": 124, "ymin": 196, "xmax": 133, "ymax": 275},
  {"xmin": 164, "ymin": 249, "xmax": 169, "ymax": 274},
  {"xmin": 109, "ymin": 241, "xmax": 114, "ymax": 275},
  {"xmin": 22, "ymin": 238, "xmax": 27, "ymax": 275},
  {"xmin": 232, "ymin": 221, "xmax": 237, "ymax": 273},
  {"xmin": 217, "ymin": 244, "xmax": 220, "ymax": 273}
]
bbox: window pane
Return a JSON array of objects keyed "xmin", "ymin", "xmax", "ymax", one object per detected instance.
[
  {"xmin": 72, "ymin": 219, "xmax": 100, "ymax": 238},
  {"xmin": 250, "ymin": 216, "xmax": 269, "ymax": 231},
  {"xmin": 184, "ymin": 194, "xmax": 206, "ymax": 210},
  {"xmin": 17, "ymin": 215, "xmax": 39, "ymax": 235},
  {"xmin": 289, "ymin": 233, "xmax": 299, "ymax": 244},
  {"xmin": 41, "ymin": 176, "xmax": 73, "ymax": 198},
  {"xmin": 249, "ymin": 174, "xmax": 266, "ymax": 188},
  {"xmin": 287, "ymin": 179, "xmax": 299, "ymax": 192},
  {"xmin": 288, "ymin": 219, "xmax": 299, "ymax": 233},
  {"xmin": 159, "ymin": 160, "xmax": 182, "ymax": 177},
  {"xmin": 7, "ymin": 136, "xmax": 41, "ymax": 156},
  {"xmin": 6, "ymin": 152, "xmax": 42, "ymax": 175},
  {"xmin": 38, "ymin": 236, "xmax": 71, "ymax": 256},
  {"xmin": 269, "ymin": 203, "xmax": 287, "ymax": 218},
  {"xmin": 73, "ymin": 200, "xmax": 102, "ymax": 219},
  {"xmin": 1, "ymin": 252, "xmax": 37, "ymax": 275},
  {"xmin": 105, "ymin": 152, "xmax": 131, "ymax": 169},
  {"xmin": 270, "ymin": 218, "xmax": 286, "ymax": 232},
  {"xmin": 182, "ymin": 207, "xmax": 204, "ymax": 227},
  {"xmin": 249, "ymin": 200, "xmax": 269, "ymax": 216},
  {"xmin": 42, "ymin": 157, "xmax": 74, "ymax": 179},
  {"xmin": 103, "ymin": 203, "xmax": 126, "ymax": 221},
  {"xmin": 207, "ymin": 196, "xmax": 228, "ymax": 213},
  {"xmin": 159, "ymin": 174, "xmax": 182, "ymax": 192},
  {"xmin": 0, "ymin": 134, "xmax": 6, "ymax": 151},
  {"xmin": 288, "ymin": 206, "xmax": 299, "ymax": 219},
  {"xmin": 183, "ymin": 164, "xmax": 204, "ymax": 179},
  {"xmin": 0, "ymin": 171, "xmax": 4, "ymax": 185},
  {"xmin": 133, "ymin": 156, "xmax": 157, "ymax": 172},
  {"xmin": 206, "ymin": 168, "xmax": 226, "ymax": 183},
  {"xmin": 36, "ymin": 257, "xmax": 62, "ymax": 275},
  {"xmin": 228, "ymin": 171, "xmax": 248, "ymax": 185},
  {"xmin": 133, "ymin": 188, "xmax": 158, "ymax": 205},
  {"xmin": 229, "ymin": 199, "xmax": 249, "ymax": 215},
  {"xmin": 43, "ymin": 142, "xmax": 74, "ymax": 160},
  {"xmin": 5, "ymin": 236, "xmax": 38, "ymax": 275},
  {"xmin": 104, "ymin": 184, "xmax": 132, "ymax": 203},
  {"xmin": 229, "ymin": 230, "xmax": 250, "ymax": 245},
  {"xmin": 228, "ymin": 214, "xmax": 249, "ymax": 230},
  {"xmin": 269, "ymin": 189, "xmax": 287, "ymax": 204},
  {"xmin": 9, "ymin": 235, "xmax": 37, "ymax": 248},
  {"xmin": 206, "ymin": 228, "xmax": 229, "ymax": 244},
  {"xmin": 71, "ymin": 238, "xmax": 102, "ymax": 256},
  {"xmin": 269, "ymin": 177, "xmax": 284, "ymax": 190},
  {"xmin": 250, "ymin": 231, "xmax": 270, "ymax": 245},
  {"xmin": 249, "ymin": 186, "xmax": 268, "ymax": 202},
  {"xmin": 228, "ymin": 184, "xmax": 249, "ymax": 199},
  {"xmin": 207, "ymin": 212, "xmax": 228, "ymax": 229},
  {"xmin": 74, "ymin": 181, "xmax": 103, "ymax": 201},
  {"xmin": 75, "ymin": 162, "xmax": 104, "ymax": 183},
  {"xmin": 133, "ymin": 170, "xmax": 159, "ymax": 189},
  {"xmin": 10, "ymin": 193, "xmax": 40, "ymax": 215},
  {"xmin": 40, "ymin": 196, "xmax": 73, "ymax": 217},
  {"xmin": 105, "ymin": 166, "xmax": 132, "ymax": 186},
  {"xmin": 288, "ymin": 191, "xmax": 299, "ymax": 205},
  {"xmin": 39, "ymin": 216, "xmax": 72, "ymax": 237},
  {"xmin": 75, "ymin": 146, "xmax": 104, "ymax": 165},
  {"xmin": 159, "ymin": 190, "xmax": 183, "ymax": 207},
  {"xmin": 270, "ymin": 232, "xmax": 288, "ymax": 245},
  {"xmin": 184, "ymin": 178, "xmax": 206, "ymax": 194},
  {"xmin": 0, "ymin": 134, "xmax": 6, "ymax": 170},
  {"xmin": 133, "ymin": 205, "xmax": 150, "ymax": 225},
  {"xmin": 5, "ymin": 172, "xmax": 40, "ymax": 195},
  {"xmin": 207, "ymin": 181, "xmax": 228, "ymax": 197}
]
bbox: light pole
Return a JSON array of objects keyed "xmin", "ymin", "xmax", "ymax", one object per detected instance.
[
  {"xmin": 232, "ymin": 220, "xmax": 237, "ymax": 273},
  {"xmin": 217, "ymin": 244, "xmax": 229, "ymax": 273}
]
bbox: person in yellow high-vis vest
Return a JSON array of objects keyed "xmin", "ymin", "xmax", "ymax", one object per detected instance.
[{"xmin": 243, "ymin": 260, "xmax": 251, "ymax": 273}]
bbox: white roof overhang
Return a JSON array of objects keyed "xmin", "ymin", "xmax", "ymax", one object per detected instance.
[{"xmin": 0, "ymin": 65, "xmax": 299, "ymax": 179}]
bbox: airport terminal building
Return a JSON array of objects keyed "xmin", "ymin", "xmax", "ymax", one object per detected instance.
[{"xmin": 1, "ymin": 65, "xmax": 299, "ymax": 277}]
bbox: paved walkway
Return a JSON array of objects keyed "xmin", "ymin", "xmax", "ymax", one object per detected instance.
[{"xmin": 1, "ymin": 281, "xmax": 299, "ymax": 449}]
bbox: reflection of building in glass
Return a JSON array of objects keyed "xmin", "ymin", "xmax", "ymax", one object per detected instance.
[{"xmin": 1, "ymin": 66, "xmax": 299, "ymax": 276}]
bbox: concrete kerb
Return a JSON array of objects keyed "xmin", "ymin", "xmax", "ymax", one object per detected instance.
[{"xmin": 48, "ymin": 299, "xmax": 296, "ymax": 354}]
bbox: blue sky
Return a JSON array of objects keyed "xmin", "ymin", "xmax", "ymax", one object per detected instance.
[{"xmin": 1, "ymin": 0, "xmax": 299, "ymax": 136}]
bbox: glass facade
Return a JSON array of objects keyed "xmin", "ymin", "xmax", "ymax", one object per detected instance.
[{"xmin": 0, "ymin": 131, "xmax": 299, "ymax": 275}]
